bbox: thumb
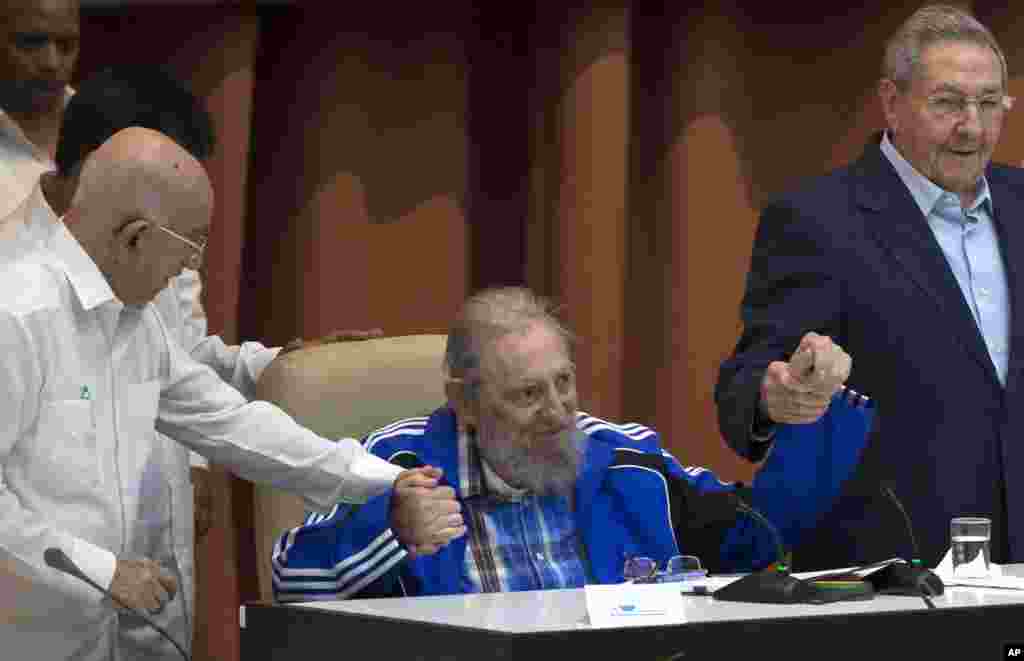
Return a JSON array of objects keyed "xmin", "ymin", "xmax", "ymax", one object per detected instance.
[
  {"xmin": 789, "ymin": 346, "xmax": 814, "ymax": 379},
  {"xmin": 157, "ymin": 567, "xmax": 179, "ymax": 598},
  {"xmin": 420, "ymin": 465, "xmax": 443, "ymax": 480}
]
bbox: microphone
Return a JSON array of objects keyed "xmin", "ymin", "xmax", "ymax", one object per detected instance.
[
  {"xmin": 712, "ymin": 496, "xmax": 873, "ymax": 604},
  {"xmin": 44, "ymin": 548, "xmax": 191, "ymax": 661},
  {"xmin": 860, "ymin": 486, "xmax": 943, "ymax": 608}
]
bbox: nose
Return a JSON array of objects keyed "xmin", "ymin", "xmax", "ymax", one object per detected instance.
[
  {"xmin": 955, "ymin": 103, "xmax": 985, "ymax": 133},
  {"xmin": 35, "ymin": 43, "xmax": 61, "ymax": 75}
]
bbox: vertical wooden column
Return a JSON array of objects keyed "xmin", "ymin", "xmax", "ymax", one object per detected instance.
[
  {"xmin": 977, "ymin": 1, "xmax": 1024, "ymax": 165},
  {"xmin": 466, "ymin": 5, "xmax": 534, "ymax": 290},
  {"xmin": 241, "ymin": 5, "xmax": 470, "ymax": 348},
  {"xmin": 546, "ymin": 6, "xmax": 631, "ymax": 421}
]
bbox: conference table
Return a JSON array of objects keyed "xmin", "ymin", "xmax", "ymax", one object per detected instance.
[{"xmin": 240, "ymin": 565, "xmax": 1024, "ymax": 660}]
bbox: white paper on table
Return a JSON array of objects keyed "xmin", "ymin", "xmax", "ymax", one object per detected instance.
[
  {"xmin": 584, "ymin": 582, "xmax": 687, "ymax": 628},
  {"xmin": 790, "ymin": 558, "xmax": 904, "ymax": 581},
  {"xmin": 933, "ymin": 548, "xmax": 1024, "ymax": 590}
]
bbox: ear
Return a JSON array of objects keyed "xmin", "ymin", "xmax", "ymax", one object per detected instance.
[
  {"xmin": 445, "ymin": 378, "xmax": 478, "ymax": 431},
  {"xmin": 111, "ymin": 218, "xmax": 150, "ymax": 261},
  {"xmin": 878, "ymin": 78, "xmax": 902, "ymax": 132}
]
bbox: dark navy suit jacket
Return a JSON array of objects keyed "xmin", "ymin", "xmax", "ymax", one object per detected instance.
[{"xmin": 716, "ymin": 135, "xmax": 1024, "ymax": 569}]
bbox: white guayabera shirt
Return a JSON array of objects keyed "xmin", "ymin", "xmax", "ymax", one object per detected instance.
[
  {"xmin": 0, "ymin": 221, "xmax": 401, "ymax": 661},
  {"xmin": 5, "ymin": 181, "xmax": 284, "ymax": 657}
]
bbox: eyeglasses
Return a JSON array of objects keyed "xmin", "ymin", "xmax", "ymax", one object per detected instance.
[
  {"xmin": 155, "ymin": 224, "xmax": 207, "ymax": 271},
  {"xmin": 622, "ymin": 555, "xmax": 706, "ymax": 584},
  {"xmin": 925, "ymin": 92, "xmax": 1015, "ymax": 122}
]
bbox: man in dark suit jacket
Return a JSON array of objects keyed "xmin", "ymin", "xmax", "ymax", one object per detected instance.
[{"xmin": 716, "ymin": 4, "xmax": 1024, "ymax": 570}]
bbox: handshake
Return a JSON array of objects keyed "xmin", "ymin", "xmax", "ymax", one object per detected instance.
[{"xmin": 390, "ymin": 466, "xmax": 467, "ymax": 557}]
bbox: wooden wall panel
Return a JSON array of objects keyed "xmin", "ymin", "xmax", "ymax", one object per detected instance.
[
  {"xmin": 522, "ymin": 6, "xmax": 631, "ymax": 421},
  {"xmin": 979, "ymin": 2, "xmax": 1024, "ymax": 165},
  {"xmin": 240, "ymin": 6, "xmax": 469, "ymax": 347}
]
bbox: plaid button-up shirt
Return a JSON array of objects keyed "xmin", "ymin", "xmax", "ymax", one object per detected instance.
[{"xmin": 457, "ymin": 431, "xmax": 589, "ymax": 593}]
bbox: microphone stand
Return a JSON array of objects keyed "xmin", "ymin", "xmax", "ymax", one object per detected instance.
[
  {"xmin": 712, "ymin": 500, "xmax": 816, "ymax": 603},
  {"xmin": 862, "ymin": 486, "xmax": 942, "ymax": 609},
  {"xmin": 44, "ymin": 548, "xmax": 191, "ymax": 661},
  {"xmin": 713, "ymin": 499, "xmax": 875, "ymax": 604}
]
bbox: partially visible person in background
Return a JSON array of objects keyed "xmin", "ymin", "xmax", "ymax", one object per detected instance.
[{"xmin": 0, "ymin": 0, "xmax": 78, "ymax": 222}]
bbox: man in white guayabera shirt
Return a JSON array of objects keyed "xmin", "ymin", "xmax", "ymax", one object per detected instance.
[{"xmin": 0, "ymin": 127, "xmax": 465, "ymax": 660}]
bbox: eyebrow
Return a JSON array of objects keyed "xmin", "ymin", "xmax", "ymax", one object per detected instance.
[
  {"xmin": 930, "ymin": 83, "xmax": 1004, "ymax": 95},
  {"xmin": 14, "ymin": 28, "xmax": 80, "ymax": 41},
  {"xmin": 508, "ymin": 364, "xmax": 577, "ymax": 384}
]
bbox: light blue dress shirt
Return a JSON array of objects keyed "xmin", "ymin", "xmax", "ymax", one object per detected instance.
[{"xmin": 880, "ymin": 132, "xmax": 1010, "ymax": 385}]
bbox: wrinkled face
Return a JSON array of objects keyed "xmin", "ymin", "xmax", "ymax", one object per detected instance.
[
  {"xmin": 106, "ymin": 212, "xmax": 209, "ymax": 307},
  {"xmin": 882, "ymin": 40, "xmax": 1007, "ymax": 200},
  {"xmin": 0, "ymin": 0, "xmax": 79, "ymax": 115},
  {"xmin": 469, "ymin": 321, "xmax": 582, "ymax": 495}
]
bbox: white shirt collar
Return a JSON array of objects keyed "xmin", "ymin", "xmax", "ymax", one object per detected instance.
[
  {"xmin": 13, "ymin": 178, "xmax": 116, "ymax": 312},
  {"xmin": 880, "ymin": 130, "xmax": 993, "ymax": 217},
  {"xmin": 48, "ymin": 213, "xmax": 117, "ymax": 312}
]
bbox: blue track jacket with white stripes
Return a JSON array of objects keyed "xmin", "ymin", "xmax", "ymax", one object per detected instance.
[{"xmin": 271, "ymin": 395, "xmax": 873, "ymax": 601}]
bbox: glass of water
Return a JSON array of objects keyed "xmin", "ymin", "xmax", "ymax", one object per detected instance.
[{"xmin": 951, "ymin": 517, "xmax": 991, "ymax": 578}]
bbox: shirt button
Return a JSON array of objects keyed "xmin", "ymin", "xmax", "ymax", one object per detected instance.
[
  {"xmin": 535, "ymin": 552, "xmax": 544, "ymax": 562},
  {"xmin": 978, "ymin": 287, "xmax": 990, "ymax": 299}
]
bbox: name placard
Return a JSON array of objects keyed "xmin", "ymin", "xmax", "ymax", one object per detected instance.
[{"xmin": 584, "ymin": 582, "xmax": 687, "ymax": 629}]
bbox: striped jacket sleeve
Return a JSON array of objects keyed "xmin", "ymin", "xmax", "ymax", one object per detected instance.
[
  {"xmin": 271, "ymin": 417, "xmax": 430, "ymax": 601},
  {"xmin": 271, "ymin": 494, "xmax": 407, "ymax": 601},
  {"xmin": 657, "ymin": 394, "xmax": 873, "ymax": 570}
]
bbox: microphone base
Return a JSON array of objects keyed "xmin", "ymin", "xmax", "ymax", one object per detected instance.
[
  {"xmin": 713, "ymin": 569, "xmax": 877, "ymax": 604},
  {"xmin": 712, "ymin": 570, "xmax": 816, "ymax": 604},
  {"xmin": 863, "ymin": 562, "xmax": 944, "ymax": 597}
]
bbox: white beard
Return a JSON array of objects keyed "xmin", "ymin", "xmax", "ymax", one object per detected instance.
[{"xmin": 474, "ymin": 426, "xmax": 586, "ymax": 496}]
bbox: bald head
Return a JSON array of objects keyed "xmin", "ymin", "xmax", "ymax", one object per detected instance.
[
  {"xmin": 68, "ymin": 127, "xmax": 214, "ymax": 306},
  {"xmin": 73, "ymin": 126, "xmax": 213, "ymax": 230}
]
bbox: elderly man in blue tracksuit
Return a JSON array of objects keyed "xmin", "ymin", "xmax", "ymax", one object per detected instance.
[{"xmin": 271, "ymin": 287, "xmax": 873, "ymax": 601}]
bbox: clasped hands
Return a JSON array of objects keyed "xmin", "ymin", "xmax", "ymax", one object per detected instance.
[
  {"xmin": 390, "ymin": 467, "xmax": 467, "ymax": 558},
  {"xmin": 760, "ymin": 331, "xmax": 852, "ymax": 424}
]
